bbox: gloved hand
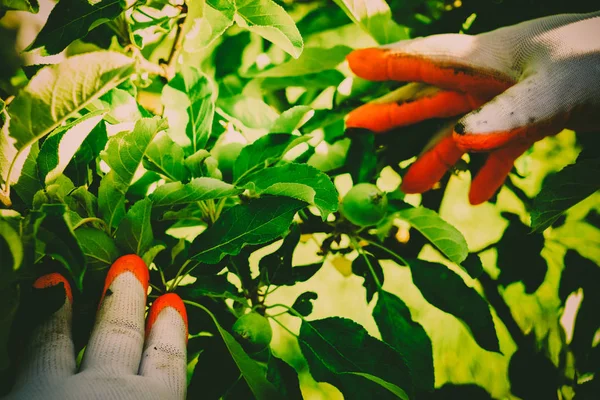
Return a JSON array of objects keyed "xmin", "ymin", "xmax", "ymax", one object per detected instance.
[
  {"xmin": 346, "ymin": 11, "xmax": 600, "ymax": 204},
  {"xmin": 4, "ymin": 255, "xmax": 188, "ymax": 400}
]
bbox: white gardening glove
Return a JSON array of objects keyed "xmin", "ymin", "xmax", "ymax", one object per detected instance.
[
  {"xmin": 4, "ymin": 255, "xmax": 188, "ymax": 400},
  {"xmin": 346, "ymin": 11, "xmax": 600, "ymax": 204}
]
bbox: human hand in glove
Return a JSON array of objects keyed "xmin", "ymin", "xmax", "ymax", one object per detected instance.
[
  {"xmin": 346, "ymin": 12, "xmax": 600, "ymax": 204},
  {"xmin": 4, "ymin": 255, "xmax": 188, "ymax": 400}
]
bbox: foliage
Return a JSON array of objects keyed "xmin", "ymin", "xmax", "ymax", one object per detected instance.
[{"xmin": 0, "ymin": 0, "xmax": 598, "ymax": 399}]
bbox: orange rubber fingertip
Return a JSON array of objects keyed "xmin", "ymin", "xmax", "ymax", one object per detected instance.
[
  {"xmin": 102, "ymin": 254, "xmax": 149, "ymax": 299},
  {"xmin": 401, "ymin": 136, "xmax": 464, "ymax": 193},
  {"xmin": 347, "ymin": 50, "xmax": 513, "ymax": 96},
  {"xmin": 33, "ymin": 273, "xmax": 73, "ymax": 304},
  {"xmin": 146, "ymin": 293, "xmax": 188, "ymax": 342},
  {"xmin": 346, "ymin": 103, "xmax": 389, "ymax": 132},
  {"xmin": 346, "ymin": 48, "xmax": 392, "ymax": 81},
  {"xmin": 468, "ymin": 142, "xmax": 533, "ymax": 205}
]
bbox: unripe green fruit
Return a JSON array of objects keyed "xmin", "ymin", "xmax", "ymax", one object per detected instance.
[
  {"xmin": 212, "ymin": 142, "xmax": 244, "ymax": 182},
  {"xmin": 341, "ymin": 183, "xmax": 388, "ymax": 227},
  {"xmin": 232, "ymin": 312, "xmax": 272, "ymax": 353}
]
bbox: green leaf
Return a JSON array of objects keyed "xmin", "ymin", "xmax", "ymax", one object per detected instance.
[
  {"xmin": 4, "ymin": 51, "xmax": 134, "ymax": 192},
  {"xmin": 240, "ymin": 163, "xmax": 338, "ymax": 219},
  {"xmin": 0, "ymin": 218, "xmax": 23, "ymax": 273},
  {"xmin": 394, "ymin": 204, "xmax": 468, "ymax": 264},
  {"xmin": 235, "ymin": 0, "xmax": 303, "ymax": 59},
  {"xmin": 346, "ymin": 130, "xmax": 377, "ymax": 184},
  {"xmin": 74, "ymin": 227, "xmax": 119, "ymax": 271},
  {"xmin": 531, "ymin": 157, "xmax": 600, "ymax": 232},
  {"xmin": 270, "ymin": 106, "xmax": 314, "ymax": 133},
  {"xmin": 191, "ymin": 196, "xmax": 306, "ymax": 264},
  {"xmin": 26, "ymin": 0, "xmax": 125, "ymax": 55},
  {"xmin": 36, "ymin": 204, "xmax": 86, "ymax": 290},
  {"xmin": 332, "ymin": 0, "xmax": 408, "ymax": 44},
  {"xmin": 462, "ymin": 253, "xmax": 484, "ymax": 280},
  {"xmin": 144, "ymin": 132, "xmax": 188, "ymax": 182},
  {"xmin": 177, "ymin": 274, "xmax": 239, "ymax": 300},
  {"xmin": 98, "ymin": 87, "xmax": 142, "ymax": 123},
  {"xmin": 259, "ymin": 70, "xmax": 345, "ymax": 90},
  {"xmin": 115, "ymin": 198, "xmax": 153, "ymax": 256},
  {"xmin": 38, "ymin": 111, "xmax": 105, "ymax": 184},
  {"xmin": 496, "ymin": 213, "xmax": 547, "ymax": 293},
  {"xmin": 266, "ymin": 355, "xmax": 303, "ymax": 400},
  {"xmin": 408, "ymin": 259, "xmax": 500, "ymax": 353},
  {"xmin": 259, "ymin": 224, "xmax": 322, "ymax": 286},
  {"xmin": 291, "ymin": 291, "xmax": 318, "ymax": 317},
  {"xmin": 253, "ymin": 46, "xmax": 351, "ymax": 78},
  {"xmin": 183, "ymin": 0, "xmax": 235, "ymax": 52},
  {"xmin": 64, "ymin": 120, "xmax": 108, "ymax": 186},
  {"xmin": 0, "ymin": 0, "xmax": 38, "ymax": 12},
  {"xmin": 233, "ymin": 133, "xmax": 311, "ymax": 181},
  {"xmin": 12, "ymin": 143, "xmax": 42, "ymax": 207},
  {"xmin": 163, "ymin": 66, "xmax": 215, "ymax": 152},
  {"xmin": 98, "ymin": 117, "xmax": 167, "ymax": 230},
  {"xmin": 299, "ymin": 317, "xmax": 413, "ymax": 399},
  {"xmin": 374, "ymin": 291, "xmax": 434, "ymax": 394},
  {"xmin": 188, "ymin": 302, "xmax": 285, "ymax": 399},
  {"xmin": 151, "ymin": 177, "xmax": 242, "ymax": 208},
  {"xmin": 352, "ymin": 254, "xmax": 383, "ymax": 303},
  {"xmin": 218, "ymin": 95, "xmax": 278, "ymax": 130}
]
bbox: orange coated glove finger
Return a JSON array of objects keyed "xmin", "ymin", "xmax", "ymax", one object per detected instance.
[
  {"xmin": 80, "ymin": 254, "xmax": 149, "ymax": 375},
  {"xmin": 346, "ymin": 83, "xmax": 487, "ymax": 133},
  {"xmin": 468, "ymin": 140, "xmax": 537, "ymax": 205},
  {"xmin": 346, "ymin": 34, "xmax": 514, "ymax": 97},
  {"xmin": 401, "ymin": 135, "xmax": 465, "ymax": 194},
  {"xmin": 139, "ymin": 293, "xmax": 188, "ymax": 399}
]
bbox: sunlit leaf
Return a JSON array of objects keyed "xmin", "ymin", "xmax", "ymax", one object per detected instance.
[
  {"xmin": 151, "ymin": 177, "xmax": 242, "ymax": 208},
  {"xmin": 38, "ymin": 111, "xmax": 105, "ymax": 184},
  {"xmin": 98, "ymin": 117, "xmax": 167, "ymax": 230},
  {"xmin": 240, "ymin": 163, "xmax": 339, "ymax": 219},
  {"xmin": 393, "ymin": 203, "xmax": 468, "ymax": 264},
  {"xmin": 233, "ymin": 133, "xmax": 311, "ymax": 182},
  {"xmin": 235, "ymin": 0, "xmax": 303, "ymax": 58},
  {"xmin": 332, "ymin": 0, "xmax": 408, "ymax": 44}
]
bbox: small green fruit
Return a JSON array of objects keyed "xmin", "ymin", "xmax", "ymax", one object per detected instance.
[
  {"xmin": 341, "ymin": 183, "xmax": 388, "ymax": 227},
  {"xmin": 212, "ymin": 142, "xmax": 244, "ymax": 181},
  {"xmin": 232, "ymin": 312, "xmax": 273, "ymax": 353}
]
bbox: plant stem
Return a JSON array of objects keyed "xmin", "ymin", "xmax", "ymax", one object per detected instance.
[
  {"xmin": 162, "ymin": 3, "xmax": 188, "ymax": 80},
  {"xmin": 71, "ymin": 217, "xmax": 108, "ymax": 231},
  {"xmin": 350, "ymin": 236, "xmax": 383, "ymax": 288},
  {"xmin": 361, "ymin": 237, "xmax": 409, "ymax": 267},
  {"xmin": 270, "ymin": 317, "xmax": 299, "ymax": 338}
]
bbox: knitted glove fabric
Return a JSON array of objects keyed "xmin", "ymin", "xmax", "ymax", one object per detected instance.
[
  {"xmin": 5, "ymin": 255, "xmax": 188, "ymax": 400},
  {"xmin": 346, "ymin": 11, "xmax": 600, "ymax": 204}
]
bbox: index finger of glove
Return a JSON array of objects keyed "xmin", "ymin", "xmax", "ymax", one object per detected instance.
[
  {"xmin": 81, "ymin": 255, "xmax": 149, "ymax": 375},
  {"xmin": 346, "ymin": 83, "xmax": 486, "ymax": 132},
  {"xmin": 347, "ymin": 34, "xmax": 514, "ymax": 97}
]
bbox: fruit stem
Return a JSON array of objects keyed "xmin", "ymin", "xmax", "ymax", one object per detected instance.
[
  {"xmin": 360, "ymin": 238, "xmax": 409, "ymax": 267},
  {"xmin": 350, "ymin": 236, "xmax": 383, "ymax": 289}
]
